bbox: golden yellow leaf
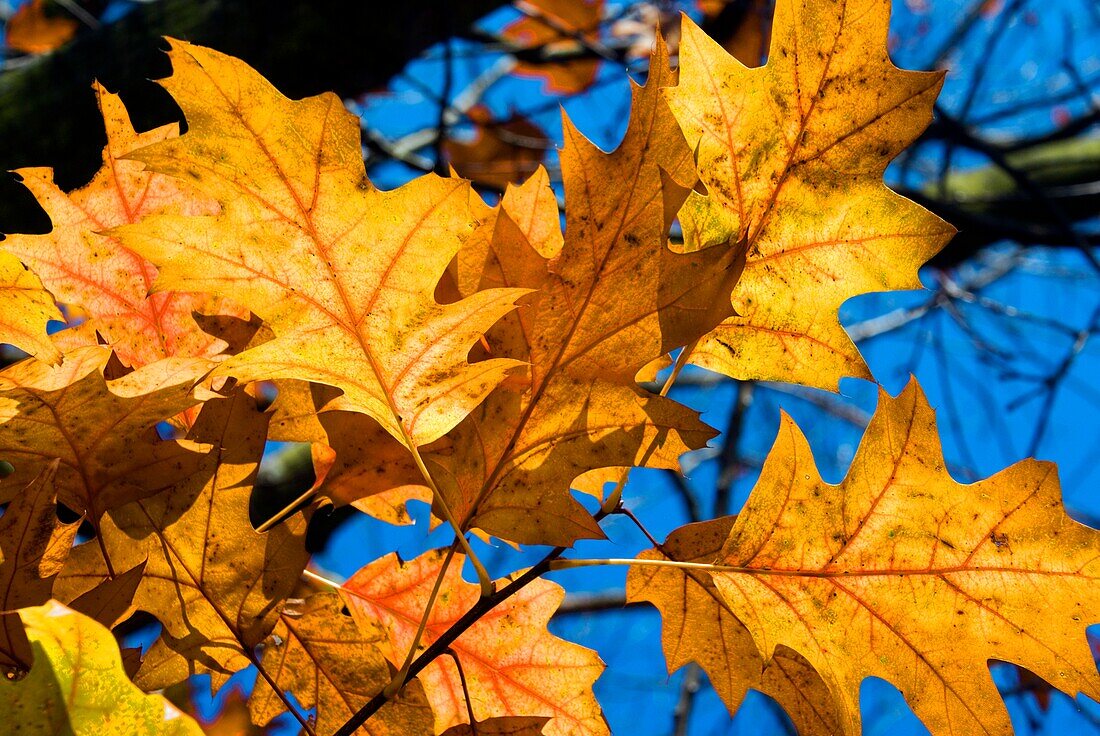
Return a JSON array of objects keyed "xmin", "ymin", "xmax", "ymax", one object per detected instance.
[
  {"xmin": 669, "ymin": 2, "xmax": 955, "ymax": 389},
  {"xmin": 5, "ymin": 83, "xmax": 245, "ymax": 368},
  {"xmin": 268, "ymin": 380, "xmax": 431, "ymax": 524},
  {"xmin": 250, "ymin": 592, "xmax": 434, "ymax": 736},
  {"xmin": 342, "ymin": 550, "xmax": 608, "ymax": 736},
  {"xmin": 0, "ymin": 345, "xmax": 213, "ymax": 519},
  {"xmin": 66, "ymin": 560, "xmax": 146, "ymax": 630},
  {"xmin": 0, "ymin": 463, "xmax": 79, "ymax": 678},
  {"xmin": 427, "ymin": 39, "xmax": 743, "ymax": 545},
  {"xmin": 115, "ymin": 40, "xmax": 527, "ymax": 449},
  {"xmin": 627, "ymin": 516, "xmax": 841, "ymax": 735},
  {"xmin": 0, "ymin": 253, "xmax": 62, "ymax": 363},
  {"xmin": 54, "ymin": 390, "xmax": 309, "ymax": 690},
  {"xmin": 708, "ymin": 379, "xmax": 1100, "ymax": 734}
]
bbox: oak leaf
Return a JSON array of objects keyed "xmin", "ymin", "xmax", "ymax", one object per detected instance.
[
  {"xmin": 5, "ymin": 0, "xmax": 77, "ymax": 54},
  {"xmin": 426, "ymin": 40, "xmax": 743, "ymax": 545},
  {"xmin": 250, "ymin": 591, "xmax": 434, "ymax": 735},
  {"xmin": 0, "ymin": 463, "xmax": 79, "ymax": 678},
  {"xmin": 0, "ymin": 600, "xmax": 203, "ymax": 735},
  {"xmin": 268, "ymin": 380, "xmax": 431, "ymax": 525},
  {"xmin": 342, "ymin": 550, "xmax": 608, "ymax": 736},
  {"xmin": 66, "ymin": 559, "xmax": 146, "ymax": 629},
  {"xmin": 54, "ymin": 389, "xmax": 309, "ymax": 690},
  {"xmin": 0, "ymin": 345, "xmax": 213, "ymax": 520},
  {"xmin": 627, "ymin": 516, "xmax": 841, "ymax": 735},
  {"xmin": 0, "ymin": 253, "xmax": 62, "ymax": 363},
  {"xmin": 4, "ymin": 83, "xmax": 245, "ymax": 368},
  {"xmin": 669, "ymin": 2, "xmax": 955, "ymax": 389},
  {"xmin": 440, "ymin": 717, "xmax": 548, "ymax": 736},
  {"xmin": 707, "ymin": 379, "xmax": 1100, "ymax": 734},
  {"xmin": 445, "ymin": 106, "xmax": 549, "ymax": 190},
  {"xmin": 115, "ymin": 40, "xmax": 527, "ymax": 449}
]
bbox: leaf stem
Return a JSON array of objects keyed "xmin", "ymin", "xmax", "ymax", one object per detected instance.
[
  {"xmin": 446, "ymin": 648, "xmax": 479, "ymax": 733},
  {"xmin": 383, "ymin": 545, "xmax": 457, "ymax": 698},
  {"xmin": 407, "ymin": 444, "xmax": 494, "ymax": 597},
  {"xmin": 255, "ymin": 484, "xmax": 316, "ymax": 533}
]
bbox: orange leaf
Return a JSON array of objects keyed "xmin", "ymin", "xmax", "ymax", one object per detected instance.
[
  {"xmin": 54, "ymin": 389, "xmax": 309, "ymax": 690},
  {"xmin": 5, "ymin": 0, "xmax": 77, "ymax": 54},
  {"xmin": 251, "ymin": 592, "xmax": 434, "ymax": 735},
  {"xmin": 114, "ymin": 40, "xmax": 528, "ymax": 449},
  {"xmin": 0, "ymin": 346, "xmax": 213, "ymax": 520},
  {"xmin": 669, "ymin": 2, "xmax": 955, "ymax": 389},
  {"xmin": 627, "ymin": 516, "xmax": 842, "ymax": 735},
  {"xmin": 707, "ymin": 379, "xmax": 1100, "ymax": 733},
  {"xmin": 0, "ymin": 463, "xmax": 79, "ymax": 678},
  {"xmin": 342, "ymin": 550, "xmax": 607, "ymax": 736},
  {"xmin": 427, "ymin": 40, "xmax": 743, "ymax": 545},
  {"xmin": 66, "ymin": 560, "xmax": 146, "ymax": 630},
  {"xmin": 502, "ymin": 0, "xmax": 604, "ymax": 94},
  {"xmin": 4, "ymin": 83, "xmax": 246, "ymax": 368},
  {"xmin": 0, "ymin": 254, "xmax": 62, "ymax": 363}
]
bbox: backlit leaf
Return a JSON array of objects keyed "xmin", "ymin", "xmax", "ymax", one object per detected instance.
[
  {"xmin": 0, "ymin": 345, "xmax": 213, "ymax": 519},
  {"xmin": 343, "ymin": 550, "xmax": 607, "ymax": 736},
  {"xmin": 627, "ymin": 516, "xmax": 842, "ymax": 735},
  {"xmin": 4, "ymin": 83, "xmax": 244, "ymax": 368},
  {"xmin": 250, "ymin": 592, "xmax": 434, "ymax": 735},
  {"xmin": 115, "ymin": 40, "xmax": 528, "ymax": 449},
  {"xmin": 708, "ymin": 379, "xmax": 1100, "ymax": 734},
  {"xmin": 0, "ymin": 254, "xmax": 61, "ymax": 363},
  {"xmin": 669, "ymin": 2, "xmax": 955, "ymax": 389},
  {"xmin": 0, "ymin": 600, "xmax": 203, "ymax": 735},
  {"xmin": 428, "ymin": 39, "xmax": 743, "ymax": 545},
  {"xmin": 0, "ymin": 463, "xmax": 78, "ymax": 678},
  {"xmin": 54, "ymin": 389, "xmax": 308, "ymax": 689}
]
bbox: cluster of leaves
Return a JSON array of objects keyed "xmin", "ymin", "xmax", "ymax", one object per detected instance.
[{"xmin": 0, "ymin": 1, "xmax": 1096, "ymax": 734}]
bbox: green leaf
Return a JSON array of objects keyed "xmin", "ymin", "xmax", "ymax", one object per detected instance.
[{"xmin": 0, "ymin": 601, "xmax": 203, "ymax": 736}]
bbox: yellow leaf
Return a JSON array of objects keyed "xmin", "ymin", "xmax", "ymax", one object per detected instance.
[
  {"xmin": 627, "ymin": 516, "xmax": 842, "ymax": 735},
  {"xmin": 4, "ymin": 83, "xmax": 246, "ymax": 367},
  {"xmin": 268, "ymin": 380, "xmax": 431, "ymax": 524},
  {"xmin": 250, "ymin": 592, "xmax": 434, "ymax": 736},
  {"xmin": 0, "ymin": 600, "xmax": 203, "ymax": 736},
  {"xmin": 342, "ymin": 550, "xmax": 608, "ymax": 736},
  {"xmin": 0, "ymin": 252, "xmax": 62, "ymax": 363},
  {"xmin": 708, "ymin": 379, "xmax": 1100, "ymax": 734},
  {"xmin": 0, "ymin": 346, "xmax": 213, "ymax": 519},
  {"xmin": 0, "ymin": 463, "xmax": 79, "ymax": 678},
  {"xmin": 114, "ymin": 40, "xmax": 528, "ymax": 449},
  {"xmin": 428, "ymin": 39, "xmax": 743, "ymax": 545},
  {"xmin": 54, "ymin": 390, "xmax": 309, "ymax": 689},
  {"xmin": 669, "ymin": 2, "xmax": 955, "ymax": 389}
]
